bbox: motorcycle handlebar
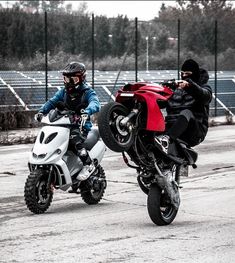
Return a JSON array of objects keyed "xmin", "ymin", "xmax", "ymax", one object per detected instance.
[
  {"xmin": 47, "ymin": 107, "xmax": 88, "ymax": 128},
  {"xmin": 161, "ymin": 79, "xmax": 183, "ymax": 90}
]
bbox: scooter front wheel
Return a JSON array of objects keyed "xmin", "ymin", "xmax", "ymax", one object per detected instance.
[
  {"xmin": 24, "ymin": 169, "xmax": 53, "ymax": 214},
  {"xmin": 147, "ymin": 183, "xmax": 178, "ymax": 226}
]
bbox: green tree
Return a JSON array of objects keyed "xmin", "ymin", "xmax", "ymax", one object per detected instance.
[
  {"xmin": 110, "ymin": 15, "xmax": 130, "ymax": 57},
  {"xmin": 94, "ymin": 16, "xmax": 111, "ymax": 58},
  {"xmin": 159, "ymin": 0, "xmax": 235, "ymax": 54}
]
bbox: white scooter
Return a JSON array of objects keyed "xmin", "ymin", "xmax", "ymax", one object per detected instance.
[{"xmin": 24, "ymin": 104, "xmax": 107, "ymax": 214}]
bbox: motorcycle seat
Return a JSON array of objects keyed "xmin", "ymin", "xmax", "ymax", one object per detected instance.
[{"xmin": 83, "ymin": 127, "xmax": 100, "ymax": 151}]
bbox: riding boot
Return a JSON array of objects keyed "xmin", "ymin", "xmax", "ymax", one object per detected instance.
[{"xmin": 76, "ymin": 148, "xmax": 95, "ymax": 181}]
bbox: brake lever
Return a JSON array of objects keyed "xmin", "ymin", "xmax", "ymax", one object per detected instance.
[{"xmin": 80, "ymin": 109, "xmax": 88, "ymax": 132}]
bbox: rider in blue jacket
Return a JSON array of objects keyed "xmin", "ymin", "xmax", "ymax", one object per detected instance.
[
  {"xmin": 37, "ymin": 63, "xmax": 100, "ymax": 132},
  {"xmin": 35, "ymin": 62, "xmax": 101, "ymax": 183}
]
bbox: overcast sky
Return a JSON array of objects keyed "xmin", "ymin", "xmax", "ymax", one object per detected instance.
[
  {"xmin": 1, "ymin": 0, "xmax": 177, "ymax": 20},
  {"xmin": 2, "ymin": 1, "xmax": 235, "ymax": 20},
  {"xmin": 71, "ymin": 1, "xmax": 177, "ymax": 20}
]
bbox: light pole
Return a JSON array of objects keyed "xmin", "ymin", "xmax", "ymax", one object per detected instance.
[
  {"xmin": 145, "ymin": 36, "xmax": 149, "ymax": 72},
  {"xmin": 108, "ymin": 34, "xmax": 113, "ymax": 50}
]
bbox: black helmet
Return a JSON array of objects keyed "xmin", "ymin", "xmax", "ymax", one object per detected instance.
[
  {"xmin": 62, "ymin": 62, "xmax": 86, "ymax": 76},
  {"xmin": 62, "ymin": 62, "xmax": 86, "ymax": 95},
  {"xmin": 181, "ymin": 59, "xmax": 200, "ymax": 83}
]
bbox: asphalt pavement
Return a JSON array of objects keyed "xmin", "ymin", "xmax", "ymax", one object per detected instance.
[{"xmin": 0, "ymin": 125, "xmax": 235, "ymax": 263}]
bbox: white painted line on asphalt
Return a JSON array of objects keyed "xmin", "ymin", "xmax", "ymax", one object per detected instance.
[
  {"xmin": 212, "ymin": 93, "xmax": 234, "ymax": 116},
  {"xmin": 102, "ymin": 85, "xmax": 115, "ymax": 101},
  {"xmin": 0, "ymin": 145, "xmax": 32, "ymax": 153}
]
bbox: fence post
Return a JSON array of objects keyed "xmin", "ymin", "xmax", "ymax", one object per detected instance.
[
  {"xmin": 44, "ymin": 11, "xmax": 48, "ymax": 102},
  {"xmin": 135, "ymin": 17, "xmax": 138, "ymax": 82},
  {"xmin": 92, "ymin": 13, "xmax": 95, "ymax": 89},
  {"xmin": 177, "ymin": 19, "xmax": 180, "ymax": 80},
  {"xmin": 214, "ymin": 20, "xmax": 217, "ymax": 117}
]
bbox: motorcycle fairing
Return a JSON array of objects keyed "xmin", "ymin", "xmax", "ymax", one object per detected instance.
[
  {"xmin": 62, "ymin": 151, "xmax": 83, "ymax": 177},
  {"xmin": 42, "ymin": 113, "xmax": 71, "ymax": 126},
  {"xmin": 135, "ymin": 91, "xmax": 166, "ymax": 131},
  {"xmin": 30, "ymin": 126, "xmax": 70, "ymax": 165},
  {"xmin": 116, "ymin": 83, "xmax": 173, "ymax": 131}
]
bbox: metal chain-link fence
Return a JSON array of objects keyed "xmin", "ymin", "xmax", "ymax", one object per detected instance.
[{"xmin": 0, "ymin": 7, "xmax": 235, "ymax": 130}]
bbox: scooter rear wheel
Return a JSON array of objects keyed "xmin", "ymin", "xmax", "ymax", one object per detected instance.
[
  {"xmin": 147, "ymin": 183, "xmax": 178, "ymax": 226},
  {"xmin": 80, "ymin": 165, "xmax": 106, "ymax": 205}
]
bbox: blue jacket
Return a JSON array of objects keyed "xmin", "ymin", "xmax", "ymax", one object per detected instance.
[{"xmin": 39, "ymin": 82, "xmax": 100, "ymax": 131}]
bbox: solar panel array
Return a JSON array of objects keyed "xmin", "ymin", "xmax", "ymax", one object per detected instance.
[{"xmin": 0, "ymin": 70, "xmax": 235, "ymax": 116}]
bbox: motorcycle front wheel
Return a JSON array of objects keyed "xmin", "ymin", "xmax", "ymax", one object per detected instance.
[
  {"xmin": 24, "ymin": 169, "xmax": 53, "ymax": 214},
  {"xmin": 147, "ymin": 183, "xmax": 178, "ymax": 226},
  {"xmin": 98, "ymin": 102, "xmax": 135, "ymax": 152}
]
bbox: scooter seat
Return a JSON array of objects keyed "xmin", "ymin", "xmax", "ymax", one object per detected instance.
[{"xmin": 83, "ymin": 127, "xmax": 100, "ymax": 151}]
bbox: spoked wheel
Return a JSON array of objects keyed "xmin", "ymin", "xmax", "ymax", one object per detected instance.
[
  {"xmin": 98, "ymin": 102, "xmax": 135, "ymax": 152},
  {"xmin": 147, "ymin": 183, "xmax": 178, "ymax": 226},
  {"xmin": 80, "ymin": 165, "xmax": 107, "ymax": 205},
  {"xmin": 24, "ymin": 169, "xmax": 53, "ymax": 214}
]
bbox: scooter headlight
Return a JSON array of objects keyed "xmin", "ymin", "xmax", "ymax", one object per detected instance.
[{"xmin": 32, "ymin": 153, "xmax": 47, "ymax": 159}]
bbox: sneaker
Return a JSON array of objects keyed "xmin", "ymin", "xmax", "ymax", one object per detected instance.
[
  {"xmin": 76, "ymin": 163, "xmax": 95, "ymax": 181},
  {"xmin": 154, "ymin": 134, "xmax": 170, "ymax": 154},
  {"xmin": 68, "ymin": 186, "xmax": 80, "ymax": 194},
  {"xmin": 68, "ymin": 180, "xmax": 80, "ymax": 193}
]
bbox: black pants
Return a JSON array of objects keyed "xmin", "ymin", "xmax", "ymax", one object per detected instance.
[
  {"xmin": 69, "ymin": 128, "xmax": 88, "ymax": 153},
  {"xmin": 166, "ymin": 109, "xmax": 204, "ymax": 147},
  {"xmin": 69, "ymin": 128, "xmax": 92, "ymax": 165}
]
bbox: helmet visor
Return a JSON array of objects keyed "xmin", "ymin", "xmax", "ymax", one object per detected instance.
[{"xmin": 63, "ymin": 75, "xmax": 80, "ymax": 85}]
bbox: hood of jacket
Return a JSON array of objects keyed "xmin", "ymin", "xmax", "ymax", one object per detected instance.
[{"xmin": 198, "ymin": 68, "xmax": 209, "ymax": 85}]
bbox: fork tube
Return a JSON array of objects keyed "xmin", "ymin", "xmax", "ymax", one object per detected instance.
[{"xmin": 120, "ymin": 110, "xmax": 138, "ymax": 126}]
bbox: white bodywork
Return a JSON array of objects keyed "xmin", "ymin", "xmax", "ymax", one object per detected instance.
[{"xmin": 29, "ymin": 113, "xmax": 106, "ymax": 191}]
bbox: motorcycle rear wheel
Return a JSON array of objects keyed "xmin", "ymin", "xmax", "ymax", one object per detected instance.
[
  {"xmin": 147, "ymin": 183, "xmax": 178, "ymax": 226},
  {"xmin": 98, "ymin": 102, "xmax": 134, "ymax": 152},
  {"xmin": 24, "ymin": 169, "xmax": 53, "ymax": 214}
]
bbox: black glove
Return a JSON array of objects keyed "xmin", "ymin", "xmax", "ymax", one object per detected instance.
[{"xmin": 34, "ymin": 112, "xmax": 43, "ymax": 122}]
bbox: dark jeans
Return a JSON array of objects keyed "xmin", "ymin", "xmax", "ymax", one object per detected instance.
[
  {"xmin": 166, "ymin": 109, "xmax": 204, "ymax": 147},
  {"xmin": 69, "ymin": 128, "xmax": 92, "ymax": 165},
  {"xmin": 69, "ymin": 128, "xmax": 88, "ymax": 153}
]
